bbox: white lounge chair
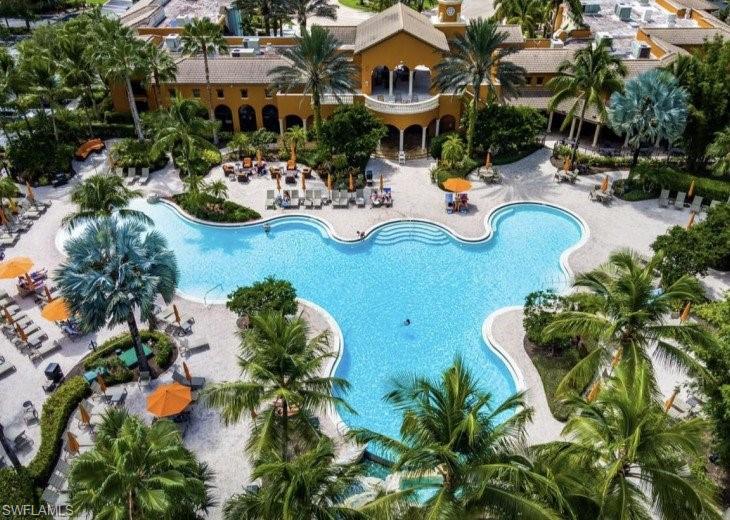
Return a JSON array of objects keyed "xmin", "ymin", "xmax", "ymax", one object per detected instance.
[
  {"xmin": 126, "ymin": 168, "xmax": 138, "ymax": 185},
  {"xmin": 658, "ymin": 188, "xmax": 670, "ymax": 207},
  {"xmin": 304, "ymin": 189, "xmax": 314, "ymax": 208},
  {"xmin": 290, "ymin": 190, "xmax": 301, "ymax": 209},
  {"xmin": 355, "ymin": 189, "xmax": 365, "ymax": 207},
  {"xmin": 265, "ymin": 190, "xmax": 276, "ymax": 209},
  {"xmin": 114, "ymin": 167, "xmax": 124, "ymax": 178},
  {"xmin": 139, "ymin": 167, "xmax": 150, "ymax": 185},
  {"xmin": 674, "ymin": 191, "xmax": 686, "ymax": 209},
  {"xmin": 689, "ymin": 196, "xmax": 703, "ymax": 214},
  {"xmin": 313, "ymin": 189, "xmax": 322, "ymax": 208}
]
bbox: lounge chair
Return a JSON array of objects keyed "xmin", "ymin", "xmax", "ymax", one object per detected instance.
[
  {"xmin": 303, "ymin": 190, "xmax": 314, "ymax": 208},
  {"xmin": 126, "ymin": 168, "xmax": 138, "ymax": 185},
  {"xmin": 41, "ymin": 488, "xmax": 63, "ymax": 507},
  {"xmin": 313, "ymin": 189, "xmax": 323, "ymax": 208},
  {"xmin": 55, "ymin": 459, "xmax": 71, "ymax": 477},
  {"xmin": 114, "ymin": 167, "xmax": 124, "ymax": 178},
  {"xmin": 355, "ymin": 189, "xmax": 365, "ymax": 207},
  {"xmin": 445, "ymin": 193, "xmax": 455, "ymax": 214},
  {"xmin": 709, "ymin": 199, "xmax": 720, "ymax": 210},
  {"xmin": 290, "ymin": 190, "xmax": 301, "ymax": 208},
  {"xmin": 265, "ymin": 190, "xmax": 276, "ymax": 209},
  {"xmin": 689, "ymin": 196, "xmax": 703, "ymax": 214},
  {"xmin": 0, "ymin": 362, "xmax": 16, "ymax": 380},
  {"xmin": 339, "ymin": 191, "xmax": 349, "ymax": 208},
  {"xmin": 173, "ymin": 369, "xmax": 206, "ymax": 390},
  {"xmin": 48, "ymin": 473, "xmax": 68, "ymax": 492},
  {"xmin": 30, "ymin": 340, "xmax": 61, "ymax": 362},
  {"xmin": 384, "ymin": 188, "xmax": 393, "ymax": 207},
  {"xmin": 674, "ymin": 191, "xmax": 686, "ymax": 209},
  {"xmin": 658, "ymin": 188, "xmax": 670, "ymax": 207},
  {"xmin": 139, "ymin": 167, "xmax": 150, "ymax": 185}
]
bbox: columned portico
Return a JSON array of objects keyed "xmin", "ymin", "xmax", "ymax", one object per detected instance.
[
  {"xmin": 421, "ymin": 126, "xmax": 427, "ymax": 150},
  {"xmin": 592, "ymin": 124, "xmax": 601, "ymax": 147},
  {"xmin": 399, "ymin": 128, "xmax": 404, "ymax": 152},
  {"xmin": 547, "ymin": 111, "xmax": 554, "ymax": 132},
  {"xmin": 389, "ymin": 70, "xmax": 394, "ymax": 96},
  {"xmin": 408, "ymin": 70, "xmax": 414, "ymax": 97}
]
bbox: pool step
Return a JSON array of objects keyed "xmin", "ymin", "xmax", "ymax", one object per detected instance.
[{"xmin": 372, "ymin": 225, "xmax": 451, "ymax": 246}]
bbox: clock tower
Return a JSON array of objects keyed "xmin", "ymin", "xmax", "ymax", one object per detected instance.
[{"xmin": 433, "ymin": 0, "xmax": 466, "ymax": 38}]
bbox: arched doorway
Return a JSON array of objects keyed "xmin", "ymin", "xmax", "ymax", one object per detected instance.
[
  {"xmin": 284, "ymin": 115, "xmax": 303, "ymax": 131},
  {"xmin": 392, "ymin": 64, "xmax": 410, "ymax": 98},
  {"xmin": 214, "ymin": 105, "xmax": 234, "ymax": 132},
  {"xmin": 238, "ymin": 105, "xmax": 257, "ymax": 132},
  {"xmin": 412, "ymin": 65, "xmax": 432, "ymax": 99},
  {"xmin": 305, "ymin": 115, "xmax": 314, "ymax": 133},
  {"xmin": 440, "ymin": 114, "xmax": 456, "ymax": 133},
  {"xmin": 262, "ymin": 105, "xmax": 280, "ymax": 134},
  {"xmin": 427, "ymin": 118, "xmax": 439, "ymax": 146},
  {"xmin": 403, "ymin": 124, "xmax": 423, "ymax": 151},
  {"xmin": 380, "ymin": 124, "xmax": 400, "ymax": 155},
  {"xmin": 371, "ymin": 65, "xmax": 389, "ymax": 96}
]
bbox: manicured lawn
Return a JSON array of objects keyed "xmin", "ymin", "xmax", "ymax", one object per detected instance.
[
  {"xmin": 338, "ymin": 0, "xmax": 373, "ymax": 11},
  {"xmin": 526, "ymin": 342, "xmax": 577, "ymax": 422}
]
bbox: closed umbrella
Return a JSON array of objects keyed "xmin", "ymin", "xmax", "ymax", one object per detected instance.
[
  {"xmin": 26, "ymin": 182, "xmax": 35, "ymax": 203},
  {"xmin": 66, "ymin": 431, "xmax": 80, "ymax": 456},
  {"xmin": 664, "ymin": 386, "xmax": 680, "ymax": 413},
  {"xmin": 3, "ymin": 307, "xmax": 13, "ymax": 325},
  {"xmin": 290, "ymin": 143, "xmax": 296, "ymax": 164},
  {"xmin": 78, "ymin": 403, "xmax": 91, "ymax": 426},
  {"xmin": 301, "ymin": 173, "xmax": 306, "ymax": 190},
  {"xmin": 44, "ymin": 286, "xmax": 52, "ymax": 302},
  {"xmin": 256, "ymin": 149, "xmax": 262, "ymax": 163},
  {"xmin": 687, "ymin": 179, "xmax": 695, "ymax": 198},
  {"xmin": 348, "ymin": 173, "xmax": 354, "ymax": 192},
  {"xmin": 562, "ymin": 157, "xmax": 571, "ymax": 171},
  {"xmin": 146, "ymin": 383, "xmax": 192, "ymax": 417},
  {"xmin": 0, "ymin": 207, "xmax": 7, "ymax": 227},
  {"xmin": 686, "ymin": 212, "xmax": 695, "ymax": 229},
  {"xmin": 680, "ymin": 302, "xmax": 691, "ymax": 322},
  {"xmin": 183, "ymin": 362, "xmax": 192, "ymax": 382},
  {"xmin": 173, "ymin": 304, "xmax": 181, "ymax": 325},
  {"xmin": 327, "ymin": 173, "xmax": 332, "ymax": 191},
  {"xmin": 15, "ymin": 323, "xmax": 27, "ymax": 343},
  {"xmin": 379, "ymin": 174, "xmax": 384, "ymax": 191},
  {"xmin": 41, "ymin": 298, "xmax": 71, "ymax": 322},
  {"xmin": 485, "ymin": 152, "xmax": 492, "ymax": 168},
  {"xmin": 275, "ymin": 173, "xmax": 281, "ymax": 192},
  {"xmin": 600, "ymin": 176, "xmax": 609, "ymax": 193},
  {"xmin": 96, "ymin": 375, "xmax": 108, "ymax": 393}
]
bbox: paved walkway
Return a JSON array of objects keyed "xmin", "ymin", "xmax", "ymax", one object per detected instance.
[{"xmin": 0, "ymin": 144, "xmax": 727, "ymax": 517}]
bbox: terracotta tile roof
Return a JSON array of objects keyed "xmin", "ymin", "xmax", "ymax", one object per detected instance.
[
  {"xmin": 642, "ymin": 27, "xmax": 730, "ymax": 46},
  {"xmin": 674, "ymin": 0, "xmax": 720, "ymax": 10},
  {"xmin": 506, "ymin": 48, "xmax": 577, "ymax": 74},
  {"xmin": 171, "ymin": 56, "xmax": 291, "ymax": 84},
  {"xmin": 353, "ymin": 3, "xmax": 449, "ymax": 53},
  {"xmin": 317, "ymin": 25, "xmax": 357, "ymax": 46},
  {"xmin": 499, "ymin": 25, "xmax": 525, "ymax": 45}
]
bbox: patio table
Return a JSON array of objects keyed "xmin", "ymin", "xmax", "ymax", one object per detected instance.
[{"xmin": 119, "ymin": 344, "xmax": 153, "ymax": 369}]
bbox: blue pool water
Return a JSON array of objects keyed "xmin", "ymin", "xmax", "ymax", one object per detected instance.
[{"xmin": 125, "ymin": 200, "xmax": 584, "ymax": 439}]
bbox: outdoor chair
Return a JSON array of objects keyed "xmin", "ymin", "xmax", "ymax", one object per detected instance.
[
  {"xmin": 356, "ymin": 189, "xmax": 365, "ymax": 207},
  {"xmin": 41, "ymin": 489, "xmax": 63, "ymax": 507},
  {"xmin": 689, "ymin": 196, "xmax": 703, "ymax": 214},
  {"xmin": 139, "ymin": 167, "xmax": 150, "ymax": 185},
  {"xmin": 13, "ymin": 431, "xmax": 33, "ymax": 451},
  {"xmin": 114, "ymin": 167, "xmax": 124, "ymax": 178},
  {"xmin": 290, "ymin": 190, "xmax": 301, "ymax": 208},
  {"xmin": 173, "ymin": 369, "xmax": 206, "ymax": 390},
  {"xmin": 313, "ymin": 189, "xmax": 323, "ymax": 208},
  {"xmin": 658, "ymin": 189, "xmax": 670, "ymax": 207},
  {"xmin": 125, "ymin": 168, "xmax": 138, "ymax": 185},
  {"xmin": 138, "ymin": 370, "xmax": 151, "ymax": 388},
  {"xmin": 304, "ymin": 189, "xmax": 314, "ymax": 208},
  {"xmin": 709, "ymin": 199, "xmax": 720, "ymax": 210},
  {"xmin": 266, "ymin": 190, "xmax": 276, "ymax": 209},
  {"xmin": 48, "ymin": 472, "xmax": 68, "ymax": 493},
  {"xmin": 674, "ymin": 191, "xmax": 686, "ymax": 209}
]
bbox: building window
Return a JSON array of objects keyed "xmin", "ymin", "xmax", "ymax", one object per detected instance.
[
  {"xmin": 240, "ymin": 88, "xmax": 248, "ymax": 98},
  {"xmin": 536, "ymin": 76, "xmax": 544, "ymax": 86},
  {"xmin": 168, "ymin": 88, "xmax": 176, "ymax": 98},
  {"xmin": 217, "ymin": 88, "xmax": 224, "ymax": 98},
  {"xmin": 193, "ymin": 88, "xmax": 200, "ymax": 98}
]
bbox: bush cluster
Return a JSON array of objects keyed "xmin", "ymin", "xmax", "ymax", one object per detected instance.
[
  {"xmin": 227, "ymin": 277, "xmax": 298, "ymax": 318},
  {"xmin": 173, "ymin": 193, "xmax": 261, "ymax": 223},
  {"xmin": 0, "ymin": 468, "xmax": 48, "ymax": 519},
  {"xmin": 109, "ymin": 138, "xmax": 168, "ymax": 171},
  {"xmin": 27, "ymin": 377, "xmax": 89, "ymax": 486},
  {"xmin": 523, "ymin": 290, "xmax": 573, "ymax": 351},
  {"xmin": 622, "ymin": 162, "xmax": 730, "ymax": 202},
  {"xmin": 84, "ymin": 330, "xmax": 175, "ymax": 383},
  {"xmin": 553, "ymin": 144, "xmax": 632, "ymax": 169},
  {"xmin": 469, "ymin": 104, "xmax": 546, "ymax": 157}
]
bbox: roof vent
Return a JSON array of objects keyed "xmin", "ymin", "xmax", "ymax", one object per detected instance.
[
  {"xmin": 642, "ymin": 8, "xmax": 654, "ymax": 22},
  {"xmin": 594, "ymin": 32, "xmax": 613, "ymax": 48},
  {"xmin": 550, "ymin": 38, "xmax": 565, "ymax": 48},
  {"xmin": 244, "ymin": 36, "xmax": 260, "ymax": 52},
  {"xmin": 164, "ymin": 34, "xmax": 181, "ymax": 52},
  {"xmin": 581, "ymin": 2, "xmax": 601, "ymax": 14},
  {"xmin": 631, "ymin": 40, "xmax": 651, "ymax": 58},
  {"xmin": 230, "ymin": 48, "xmax": 244, "ymax": 57},
  {"xmin": 614, "ymin": 3, "xmax": 632, "ymax": 21},
  {"xmin": 667, "ymin": 13, "xmax": 677, "ymax": 26}
]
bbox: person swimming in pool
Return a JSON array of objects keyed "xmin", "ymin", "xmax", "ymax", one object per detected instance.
[
  {"xmin": 404, "ymin": 318, "xmax": 411, "ymax": 326},
  {"xmin": 263, "ymin": 223, "xmax": 271, "ymax": 234}
]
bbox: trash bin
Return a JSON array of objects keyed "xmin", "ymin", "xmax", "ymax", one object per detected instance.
[{"xmin": 44, "ymin": 362, "xmax": 63, "ymax": 384}]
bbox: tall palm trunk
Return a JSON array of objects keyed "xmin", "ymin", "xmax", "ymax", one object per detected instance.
[
  {"xmin": 125, "ymin": 76, "xmax": 144, "ymax": 141},
  {"xmin": 571, "ymin": 100, "xmax": 587, "ymax": 162},
  {"xmin": 312, "ymin": 88, "xmax": 322, "ymax": 142},
  {"xmin": 202, "ymin": 48, "xmax": 219, "ymax": 146},
  {"xmin": 152, "ymin": 72, "xmax": 163, "ymax": 110},
  {"xmin": 466, "ymin": 83, "xmax": 481, "ymax": 158},
  {"xmin": 281, "ymin": 398, "xmax": 289, "ymax": 461},
  {"xmin": 85, "ymin": 84, "xmax": 99, "ymax": 120},
  {"xmin": 128, "ymin": 490, "xmax": 134, "ymax": 520},
  {"xmin": 0, "ymin": 423, "xmax": 21, "ymax": 469},
  {"xmin": 126, "ymin": 311, "xmax": 150, "ymax": 374},
  {"xmin": 48, "ymin": 102, "xmax": 59, "ymax": 142}
]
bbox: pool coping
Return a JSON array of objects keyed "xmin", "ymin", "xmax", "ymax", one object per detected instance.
[{"xmin": 154, "ymin": 198, "xmax": 590, "ymax": 430}]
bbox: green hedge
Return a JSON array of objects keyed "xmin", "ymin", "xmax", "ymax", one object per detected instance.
[
  {"xmin": 553, "ymin": 144, "xmax": 632, "ymax": 168},
  {"xmin": 27, "ymin": 377, "xmax": 89, "ymax": 487},
  {"xmin": 633, "ymin": 162, "xmax": 730, "ymax": 202},
  {"xmin": 0, "ymin": 468, "xmax": 49, "ymax": 519},
  {"xmin": 173, "ymin": 193, "xmax": 261, "ymax": 223},
  {"xmin": 84, "ymin": 330, "xmax": 175, "ymax": 384}
]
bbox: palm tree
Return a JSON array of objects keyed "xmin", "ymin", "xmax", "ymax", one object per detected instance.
[
  {"xmin": 150, "ymin": 96, "xmax": 217, "ymax": 177},
  {"xmin": 181, "ymin": 18, "xmax": 228, "ymax": 145},
  {"xmin": 352, "ymin": 358, "xmax": 561, "ymax": 519},
  {"xmin": 203, "ymin": 311, "xmax": 352, "ymax": 461},
  {"xmin": 545, "ymin": 0, "xmax": 583, "ymax": 36},
  {"xmin": 20, "ymin": 54, "xmax": 68, "ymax": 142},
  {"xmin": 94, "ymin": 26, "xmax": 148, "ymax": 140},
  {"xmin": 547, "ymin": 39, "xmax": 626, "ymax": 159},
  {"xmin": 63, "ymin": 174, "xmax": 150, "ymax": 229},
  {"xmin": 229, "ymin": 132, "xmax": 255, "ymax": 159},
  {"xmin": 58, "ymin": 30, "xmax": 102, "ymax": 123},
  {"xmin": 0, "ymin": 48, "xmax": 18, "ymax": 144},
  {"xmin": 545, "ymin": 249, "xmax": 715, "ymax": 396},
  {"xmin": 55, "ymin": 217, "xmax": 179, "ymax": 374},
  {"xmin": 608, "ymin": 69, "xmax": 688, "ymax": 171},
  {"xmin": 441, "ymin": 133, "xmax": 465, "ymax": 167},
  {"xmin": 269, "ymin": 26, "xmax": 356, "ymax": 142},
  {"xmin": 69, "ymin": 408, "xmax": 214, "ymax": 520},
  {"xmin": 142, "ymin": 43, "xmax": 178, "ymax": 110},
  {"xmin": 540, "ymin": 364, "xmax": 722, "ymax": 520},
  {"xmin": 206, "ymin": 179, "xmax": 228, "ymax": 199},
  {"xmin": 287, "ymin": 0, "xmax": 337, "ymax": 30},
  {"xmin": 284, "ymin": 125, "xmax": 307, "ymax": 157},
  {"xmin": 434, "ymin": 18, "xmax": 526, "ymax": 158},
  {"xmin": 707, "ymin": 127, "xmax": 730, "ymax": 177},
  {"xmin": 223, "ymin": 437, "xmax": 411, "ymax": 519},
  {"xmin": 493, "ymin": 0, "xmax": 551, "ymax": 38}
]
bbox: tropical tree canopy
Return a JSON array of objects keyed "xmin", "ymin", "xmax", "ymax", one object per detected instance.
[
  {"xmin": 707, "ymin": 126, "xmax": 730, "ymax": 177},
  {"xmin": 69, "ymin": 408, "xmax": 214, "ymax": 520},
  {"xmin": 64, "ymin": 174, "xmax": 149, "ymax": 229}
]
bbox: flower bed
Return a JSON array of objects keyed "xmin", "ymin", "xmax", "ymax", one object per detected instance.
[{"xmin": 172, "ymin": 193, "xmax": 261, "ymax": 223}]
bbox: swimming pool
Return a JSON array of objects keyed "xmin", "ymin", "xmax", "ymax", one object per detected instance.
[{"xmin": 113, "ymin": 200, "xmax": 585, "ymax": 439}]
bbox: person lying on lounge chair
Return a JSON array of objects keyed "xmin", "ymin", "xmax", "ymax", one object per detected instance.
[{"xmin": 282, "ymin": 192, "xmax": 291, "ymax": 208}]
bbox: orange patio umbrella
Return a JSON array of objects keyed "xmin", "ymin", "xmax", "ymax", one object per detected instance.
[
  {"xmin": 96, "ymin": 375, "xmax": 108, "ymax": 393},
  {"xmin": 0, "ymin": 257, "xmax": 34, "ymax": 280},
  {"xmin": 587, "ymin": 380, "xmax": 601, "ymax": 402},
  {"xmin": 66, "ymin": 431, "xmax": 80, "ymax": 456},
  {"xmin": 41, "ymin": 298, "xmax": 71, "ymax": 322},
  {"xmin": 348, "ymin": 173, "xmax": 354, "ymax": 192},
  {"xmin": 687, "ymin": 179, "xmax": 695, "ymax": 198},
  {"xmin": 327, "ymin": 173, "xmax": 333, "ymax": 191},
  {"xmin": 173, "ymin": 304, "xmax": 181, "ymax": 324},
  {"xmin": 275, "ymin": 173, "xmax": 281, "ymax": 192},
  {"xmin": 78, "ymin": 402, "xmax": 91, "ymax": 426},
  {"xmin": 664, "ymin": 387, "xmax": 680, "ymax": 413},
  {"xmin": 600, "ymin": 176, "xmax": 610, "ymax": 193},
  {"xmin": 183, "ymin": 361, "xmax": 192, "ymax": 382},
  {"xmin": 146, "ymin": 383, "xmax": 192, "ymax": 418},
  {"xmin": 686, "ymin": 211, "xmax": 696, "ymax": 230},
  {"xmin": 680, "ymin": 301, "xmax": 691, "ymax": 322},
  {"xmin": 485, "ymin": 152, "xmax": 492, "ymax": 168},
  {"xmin": 442, "ymin": 178, "xmax": 472, "ymax": 193},
  {"xmin": 301, "ymin": 173, "xmax": 306, "ymax": 190},
  {"xmin": 26, "ymin": 182, "xmax": 35, "ymax": 203}
]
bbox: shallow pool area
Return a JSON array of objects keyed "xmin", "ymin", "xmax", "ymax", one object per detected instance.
[{"xmin": 110, "ymin": 200, "xmax": 584, "ymax": 439}]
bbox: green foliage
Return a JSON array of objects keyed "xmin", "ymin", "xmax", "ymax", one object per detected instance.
[
  {"xmin": 523, "ymin": 290, "xmax": 571, "ymax": 350},
  {"xmin": 27, "ymin": 377, "xmax": 89, "ymax": 486},
  {"xmin": 173, "ymin": 192, "xmax": 260, "ymax": 223},
  {"xmin": 431, "ymin": 157, "xmax": 478, "ymax": 186},
  {"xmin": 226, "ymin": 277, "xmax": 298, "ymax": 317},
  {"xmin": 553, "ymin": 144, "xmax": 632, "ymax": 169},
  {"xmin": 0, "ymin": 468, "xmax": 48, "ymax": 520},
  {"xmin": 109, "ymin": 138, "xmax": 167, "ymax": 171},
  {"xmin": 652, "ymin": 204, "xmax": 730, "ymax": 285},
  {"xmin": 470, "ymin": 104, "xmax": 546, "ymax": 157},
  {"xmin": 319, "ymin": 104, "xmax": 386, "ymax": 172},
  {"xmin": 441, "ymin": 134, "xmax": 465, "ymax": 167},
  {"xmin": 621, "ymin": 162, "xmax": 730, "ymax": 202},
  {"xmin": 7, "ymin": 122, "xmax": 74, "ymax": 183},
  {"xmin": 428, "ymin": 132, "xmax": 453, "ymax": 160},
  {"xmin": 83, "ymin": 330, "xmax": 175, "ymax": 381}
]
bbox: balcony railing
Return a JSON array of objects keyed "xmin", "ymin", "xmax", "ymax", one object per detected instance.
[
  {"xmin": 364, "ymin": 94, "xmax": 440, "ymax": 115},
  {"xmin": 275, "ymin": 93, "xmax": 355, "ymax": 105}
]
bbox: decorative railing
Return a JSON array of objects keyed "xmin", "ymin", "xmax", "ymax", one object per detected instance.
[
  {"xmin": 363, "ymin": 94, "xmax": 440, "ymax": 115},
  {"xmin": 274, "ymin": 93, "xmax": 355, "ymax": 105}
]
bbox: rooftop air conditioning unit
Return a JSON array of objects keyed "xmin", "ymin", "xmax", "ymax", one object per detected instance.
[
  {"xmin": 164, "ymin": 34, "xmax": 181, "ymax": 52},
  {"xmin": 639, "ymin": 0, "xmax": 649, "ymax": 5},
  {"xmin": 594, "ymin": 31, "xmax": 613, "ymax": 48},
  {"xmin": 175, "ymin": 14, "xmax": 193, "ymax": 26},
  {"xmin": 642, "ymin": 8, "xmax": 654, "ymax": 22},
  {"xmin": 631, "ymin": 40, "xmax": 652, "ymax": 58},
  {"xmin": 240, "ymin": 48, "xmax": 257, "ymax": 56},
  {"xmin": 581, "ymin": 1, "xmax": 601, "ymax": 14},
  {"xmin": 550, "ymin": 38, "xmax": 565, "ymax": 48},
  {"xmin": 230, "ymin": 48, "xmax": 244, "ymax": 57},
  {"xmin": 667, "ymin": 13, "xmax": 677, "ymax": 26},
  {"xmin": 244, "ymin": 36, "xmax": 260, "ymax": 52},
  {"xmin": 614, "ymin": 3, "xmax": 632, "ymax": 21}
]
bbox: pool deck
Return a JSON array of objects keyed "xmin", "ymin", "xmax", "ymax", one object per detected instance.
[{"xmin": 1, "ymin": 144, "xmax": 728, "ymax": 515}]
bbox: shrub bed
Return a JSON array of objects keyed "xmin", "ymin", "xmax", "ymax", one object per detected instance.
[
  {"xmin": 109, "ymin": 138, "xmax": 168, "ymax": 171},
  {"xmin": 83, "ymin": 330, "xmax": 175, "ymax": 384},
  {"xmin": 0, "ymin": 468, "xmax": 49, "ymax": 519},
  {"xmin": 553, "ymin": 144, "xmax": 632, "ymax": 169},
  {"xmin": 227, "ymin": 277, "xmax": 298, "ymax": 317},
  {"xmin": 431, "ymin": 158, "xmax": 479, "ymax": 188},
  {"xmin": 619, "ymin": 162, "xmax": 730, "ymax": 202},
  {"xmin": 173, "ymin": 193, "xmax": 261, "ymax": 223},
  {"xmin": 27, "ymin": 377, "xmax": 89, "ymax": 487}
]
